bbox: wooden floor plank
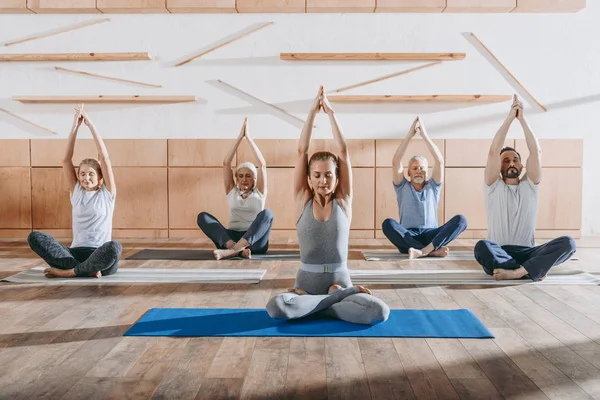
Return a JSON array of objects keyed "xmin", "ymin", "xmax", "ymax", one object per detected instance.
[{"xmin": 284, "ymin": 337, "xmax": 328, "ymax": 400}]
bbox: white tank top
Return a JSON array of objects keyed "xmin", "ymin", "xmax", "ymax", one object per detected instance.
[
  {"xmin": 227, "ymin": 187, "xmax": 265, "ymax": 231},
  {"xmin": 70, "ymin": 182, "xmax": 115, "ymax": 248}
]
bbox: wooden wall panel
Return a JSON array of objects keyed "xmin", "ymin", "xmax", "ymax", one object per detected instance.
[
  {"xmin": 27, "ymin": 0, "xmax": 99, "ymax": 13},
  {"xmin": 514, "ymin": 139, "xmax": 583, "ymax": 167},
  {"xmin": 265, "ymin": 168, "xmax": 296, "ymax": 229},
  {"xmin": 0, "ymin": 0, "xmax": 31, "ymax": 12},
  {"xmin": 445, "ymin": 168, "xmax": 487, "ymax": 229},
  {"xmin": 375, "ymin": 0, "xmax": 445, "ymax": 12},
  {"xmin": 169, "ymin": 167, "xmax": 228, "ymax": 230},
  {"xmin": 104, "ymin": 139, "xmax": 167, "ymax": 167},
  {"xmin": 31, "ymin": 168, "xmax": 72, "ymax": 229},
  {"xmin": 445, "ymin": 139, "xmax": 514, "ymax": 167},
  {"xmin": 168, "ymin": 139, "xmax": 236, "ymax": 167},
  {"xmin": 31, "ymin": 139, "xmax": 97, "ymax": 167},
  {"xmin": 351, "ymin": 168, "xmax": 375, "ymax": 229},
  {"xmin": 537, "ymin": 168, "xmax": 582, "ymax": 230},
  {"xmin": 167, "ymin": 0, "xmax": 236, "ymax": 12},
  {"xmin": 375, "ymin": 168, "xmax": 444, "ymax": 230},
  {"xmin": 96, "ymin": 0, "xmax": 168, "ymax": 12},
  {"xmin": 513, "ymin": 0, "xmax": 586, "ymax": 12},
  {"xmin": 376, "ymin": 139, "xmax": 445, "ymax": 167},
  {"xmin": 307, "ymin": 0, "xmax": 375, "ymax": 12},
  {"xmin": 0, "ymin": 140, "xmax": 30, "ymax": 166},
  {"xmin": 0, "ymin": 167, "xmax": 31, "ymax": 229},
  {"xmin": 445, "ymin": 0, "xmax": 516, "ymax": 12},
  {"xmin": 236, "ymin": 0, "xmax": 305, "ymax": 13},
  {"xmin": 112, "ymin": 168, "xmax": 168, "ymax": 229},
  {"xmin": 310, "ymin": 139, "xmax": 375, "ymax": 168}
]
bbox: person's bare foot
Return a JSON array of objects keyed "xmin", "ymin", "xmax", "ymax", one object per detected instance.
[
  {"xmin": 287, "ymin": 288, "xmax": 307, "ymax": 295},
  {"xmin": 493, "ymin": 266, "xmax": 528, "ymax": 281},
  {"xmin": 428, "ymin": 246, "xmax": 449, "ymax": 258},
  {"xmin": 408, "ymin": 248, "xmax": 423, "ymax": 259},
  {"xmin": 240, "ymin": 248, "xmax": 251, "ymax": 259},
  {"xmin": 44, "ymin": 267, "xmax": 76, "ymax": 278},
  {"xmin": 213, "ymin": 249, "xmax": 240, "ymax": 260},
  {"xmin": 355, "ymin": 285, "xmax": 372, "ymax": 295},
  {"xmin": 328, "ymin": 284, "xmax": 342, "ymax": 294},
  {"xmin": 91, "ymin": 271, "xmax": 101, "ymax": 278}
]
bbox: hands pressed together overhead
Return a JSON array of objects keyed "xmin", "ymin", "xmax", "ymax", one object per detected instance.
[
  {"xmin": 73, "ymin": 103, "xmax": 94, "ymax": 128},
  {"xmin": 310, "ymin": 86, "xmax": 335, "ymax": 115},
  {"xmin": 509, "ymin": 94, "xmax": 525, "ymax": 121}
]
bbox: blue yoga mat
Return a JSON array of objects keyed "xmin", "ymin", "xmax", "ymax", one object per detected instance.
[{"xmin": 124, "ymin": 308, "xmax": 494, "ymax": 339}]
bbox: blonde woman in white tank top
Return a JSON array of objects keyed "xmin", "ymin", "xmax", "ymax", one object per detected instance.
[
  {"xmin": 27, "ymin": 105, "xmax": 122, "ymax": 279},
  {"xmin": 197, "ymin": 118, "xmax": 274, "ymax": 260}
]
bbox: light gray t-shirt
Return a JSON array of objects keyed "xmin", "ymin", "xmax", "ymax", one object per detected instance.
[
  {"xmin": 226, "ymin": 187, "xmax": 265, "ymax": 231},
  {"xmin": 394, "ymin": 178, "xmax": 442, "ymax": 229},
  {"xmin": 70, "ymin": 182, "xmax": 115, "ymax": 248},
  {"xmin": 484, "ymin": 174, "xmax": 539, "ymax": 247}
]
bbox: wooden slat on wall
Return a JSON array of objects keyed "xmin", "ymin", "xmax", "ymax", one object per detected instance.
[
  {"xmin": 265, "ymin": 168, "xmax": 296, "ymax": 229},
  {"xmin": 445, "ymin": 139, "xmax": 514, "ymax": 167},
  {"xmin": 351, "ymin": 168, "xmax": 375, "ymax": 229},
  {"xmin": 513, "ymin": 0, "xmax": 586, "ymax": 12},
  {"xmin": 27, "ymin": 0, "xmax": 100, "ymax": 13},
  {"xmin": 31, "ymin": 139, "xmax": 97, "ymax": 167},
  {"xmin": 0, "ymin": 140, "xmax": 30, "ymax": 166},
  {"xmin": 0, "ymin": 167, "xmax": 32, "ymax": 229},
  {"xmin": 514, "ymin": 139, "xmax": 583, "ymax": 167},
  {"xmin": 376, "ymin": 139, "xmax": 445, "ymax": 168},
  {"xmin": 112, "ymin": 168, "xmax": 168, "ymax": 229},
  {"xmin": 169, "ymin": 167, "xmax": 228, "ymax": 230},
  {"xmin": 375, "ymin": 0, "xmax": 445, "ymax": 12},
  {"xmin": 307, "ymin": 0, "xmax": 375, "ymax": 12},
  {"xmin": 310, "ymin": 139, "xmax": 376, "ymax": 168},
  {"xmin": 537, "ymin": 168, "xmax": 582, "ymax": 230},
  {"xmin": 444, "ymin": 0, "xmax": 516, "ymax": 12},
  {"xmin": 445, "ymin": 168, "xmax": 486, "ymax": 229},
  {"xmin": 104, "ymin": 139, "xmax": 167, "ymax": 167},
  {"xmin": 167, "ymin": 0, "xmax": 236, "ymax": 12},
  {"xmin": 168, "ymin": 139, "xmax": 236, "ymax": 167},
  {"xmin": 0, "ymin": 0, "xmax": 31, "ymax": 12},
  {"xmin": 96, "ymin": 0, "xmax": 168, "ymax": 12},
  {"xmin": 31, "ymin": 168, "xmax": 72, "ymax": 229},
  {"xmin": 236, "ymin": 0, "xmax": 305, "ymax": 12}
]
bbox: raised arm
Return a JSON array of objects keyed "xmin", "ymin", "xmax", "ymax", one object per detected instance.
[
  {"xmin": 223, "ymin": 119, "xmax": 246, "ymax": 194},
  {"xmin": 244, "ymin": 119, "xmax": 267, "ymax": 197},
  {"xmin": 294, "ymin": 87, "xmax": 321, "ymax": 204},
  {"xmin": 62, "ymin": 106, "xmax": 83, "ymax": 193},
  {"xmin": 516, "ymin": 100, "xmax": 542, "ymax": 184},
  {"xmin": 485, "ymin": 95, "xmax": 518, "ymax": 186},
  {"xmin": 322, "ymin": 91, "xmax": 352, "ymax": 203},
  {"xmin": 416, "ymin": 117, "xmax": 444, "ymax": 184},
  {"xmin": 81, "ymin": 108, "xmax": 116, "ymax": 198},
  {"xmin": 392, "ymin": 117, "xmax": 418, "ymax": 186}
]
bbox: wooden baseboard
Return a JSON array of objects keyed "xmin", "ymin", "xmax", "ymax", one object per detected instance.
[{"xmin": 0, "ymin": 229, "xmax": 31, "ymax": 238}]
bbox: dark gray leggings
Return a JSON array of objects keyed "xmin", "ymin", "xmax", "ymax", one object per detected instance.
[
  {"xmin": 266, "ymin": 268, "xmax": 390, "ymax": 325},
  {"xmin": 28, "ymin": 231, "xmax": 121, "ymax": 277}
]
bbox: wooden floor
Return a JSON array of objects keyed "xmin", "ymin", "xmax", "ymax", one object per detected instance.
[{"xmin": 1, "ymin": 237, "xmax": 600, "ymax": 400}]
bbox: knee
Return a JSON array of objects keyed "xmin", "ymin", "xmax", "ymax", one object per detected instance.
[
  {"xmin": 265, "ymin": 295, "xmax": 289, "ymax": 320},
  {"xmin": 27, "ymin": 231, "xmax": 42, "ymax": 246},
  {"xmin": 381, "ymin": 218, "xmax": 395, "ymax": 231},
  {"xmin": 106, "ymin": 241, "xmax": 123, "ymax": 257},
  {"xmin": 258, "ymin": 209, "xmax": 274, "ymax": 222},
  {"xmin": 197, "ymin": 212, "xmax": 209, "ymax": 226},
  {"xmin": 556, "ymin": 236, "xmax": 576, "ymax": 253},
  {"xmin": 452, "ymin": 214, "xmax": 468, "ymax": 228},
  {"xmin": 369, "ymin": 300, "xmax": 390, "ymax": 325},
  {"xmin": 474, "ymin": 240, "xmax": 491, "ymax": 255}
]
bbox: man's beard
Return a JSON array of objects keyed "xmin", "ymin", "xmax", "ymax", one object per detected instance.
[{"xmin": 502, "ymin": 167, "xmax": 520, "ymax": 179}]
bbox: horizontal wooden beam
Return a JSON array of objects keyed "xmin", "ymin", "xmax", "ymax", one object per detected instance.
[
  {"xmin": 0, "ymin": 52, "xmax": 151, "ymax": 62},
  {"xmin": 327, "ymin": 95, "xmax": 513, "ymax": 103},
  {"xmin": 13, "ymin": 95, "xmax": 197, "ymax": 104},
  {"xmin": 280, "ymin": 53, "xmax": 466, "ymax": 61}
]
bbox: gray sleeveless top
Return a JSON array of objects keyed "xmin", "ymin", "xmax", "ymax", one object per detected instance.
[{"xmin": 296, "ymin": 198, "xmax": 350, "ymax": 264}]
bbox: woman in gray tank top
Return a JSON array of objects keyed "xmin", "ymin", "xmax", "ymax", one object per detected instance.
[{"xmin": 266, "ymin": 87, "xmax": 390, "ymax": 325}]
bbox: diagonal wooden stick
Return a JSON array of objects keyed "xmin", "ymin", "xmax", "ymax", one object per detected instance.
[
  {"xmin": 175, "ymin": 22, "xmax": 274, "ymax": 67},
  {"xmin": 333, "ymin": 61, "xmax": 442, "ymax": 93},
  {"xmin": 465, "ymin": 32, "xmax": 547, "ymax": 112},
  {"xmin": 0, "ymin": 108, "xmax": 57, "ymax": 135},
  {"xmin": 4, "ymin": 18, "xmax": 111, "ymax": 47},
  {"xmin": 54, "ymin": 66, "xmax": 162, "ymax": 88}
]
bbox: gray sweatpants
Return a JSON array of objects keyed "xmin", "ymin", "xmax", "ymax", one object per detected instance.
[{"xmin": 266, "ymin": 268, "xmax": 390, "ymax": 325}]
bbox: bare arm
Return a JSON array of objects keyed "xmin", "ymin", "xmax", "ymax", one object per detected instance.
[
  {"xmin": 82, "ymin": 109, "xmax": 116, "ymax": 198},
  {"xmin": 294, "ymin": 88, "xmax": 321, "ymax": 205},
  {"xmin": 62, "ymin": 106, "xmax": 83, "ymax": 193},
  {"xmin": 417, "ymin": 117, "xmax": 444, "ymax": 184},
  {"xmin": 485, "ymin": 97, "xmax": 518, "ymax": 186},
  {"xmin": 223, "ymin": 119, "xmax": 246, "ymax": 194},
  {"xmin": 517, "ymin": 106, "xmax": 542, "ymax": 185},
  {"xmin": 392, "ymin": 117, "xmax": 418, "ymax": 186},
  {"xmin": 245, "ymin": 120, "xmax": 267, "ymax": 197}
]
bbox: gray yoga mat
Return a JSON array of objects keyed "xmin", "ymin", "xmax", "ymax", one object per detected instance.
[
  {"xmin": 1, "ymin": 267, "xmax": 267, "ymax": 284},
  {"xmin": 348, "ymin": 269, "xmax": 596, "ymax": 285},
  {"xmin": 126, "ymin": 249, "xmax": 300, "ymax": 261},
  {"xmin": 362, "ymin": 250, "xmax": 579, "ymax": 262}
]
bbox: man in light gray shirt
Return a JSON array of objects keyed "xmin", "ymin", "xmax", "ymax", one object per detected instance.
[
  {"xmin": 474, "ymin": 95, "xmax": 576, "ymax": 281},
  {"xmin": 382, "ymin": 116, "xmax": 467, "ymax": 259}
]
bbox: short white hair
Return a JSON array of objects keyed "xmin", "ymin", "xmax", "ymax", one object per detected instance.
[
  {"xmin": 409, "ymin": 156, "xmax": 428, "ymax": 167},
  {"xmin": 236, "ymin": 162, "xmax": 257, "ymax": 178}
]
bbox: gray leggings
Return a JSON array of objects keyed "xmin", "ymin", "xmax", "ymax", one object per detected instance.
[
  {"xmin": 266, "ymin": 268, "xmax": 390, "ymax": 325},
  {"xmin": 28, "ymin": 231, "xmax": 121, "ymax": 277}
]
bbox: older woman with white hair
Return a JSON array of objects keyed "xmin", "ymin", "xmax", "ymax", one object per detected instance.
[
  {"xmin": 197, "ymin": 118, "xmax": 273, "ymax": 260},
  {"xmin": 381, "ymin": 116, "xmax": 467, "ymax": 259}
]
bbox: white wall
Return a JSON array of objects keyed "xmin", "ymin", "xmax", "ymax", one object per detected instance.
[{"xmin": 1, "ymin": 5, "xmax": 599, "ymax": 234}]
